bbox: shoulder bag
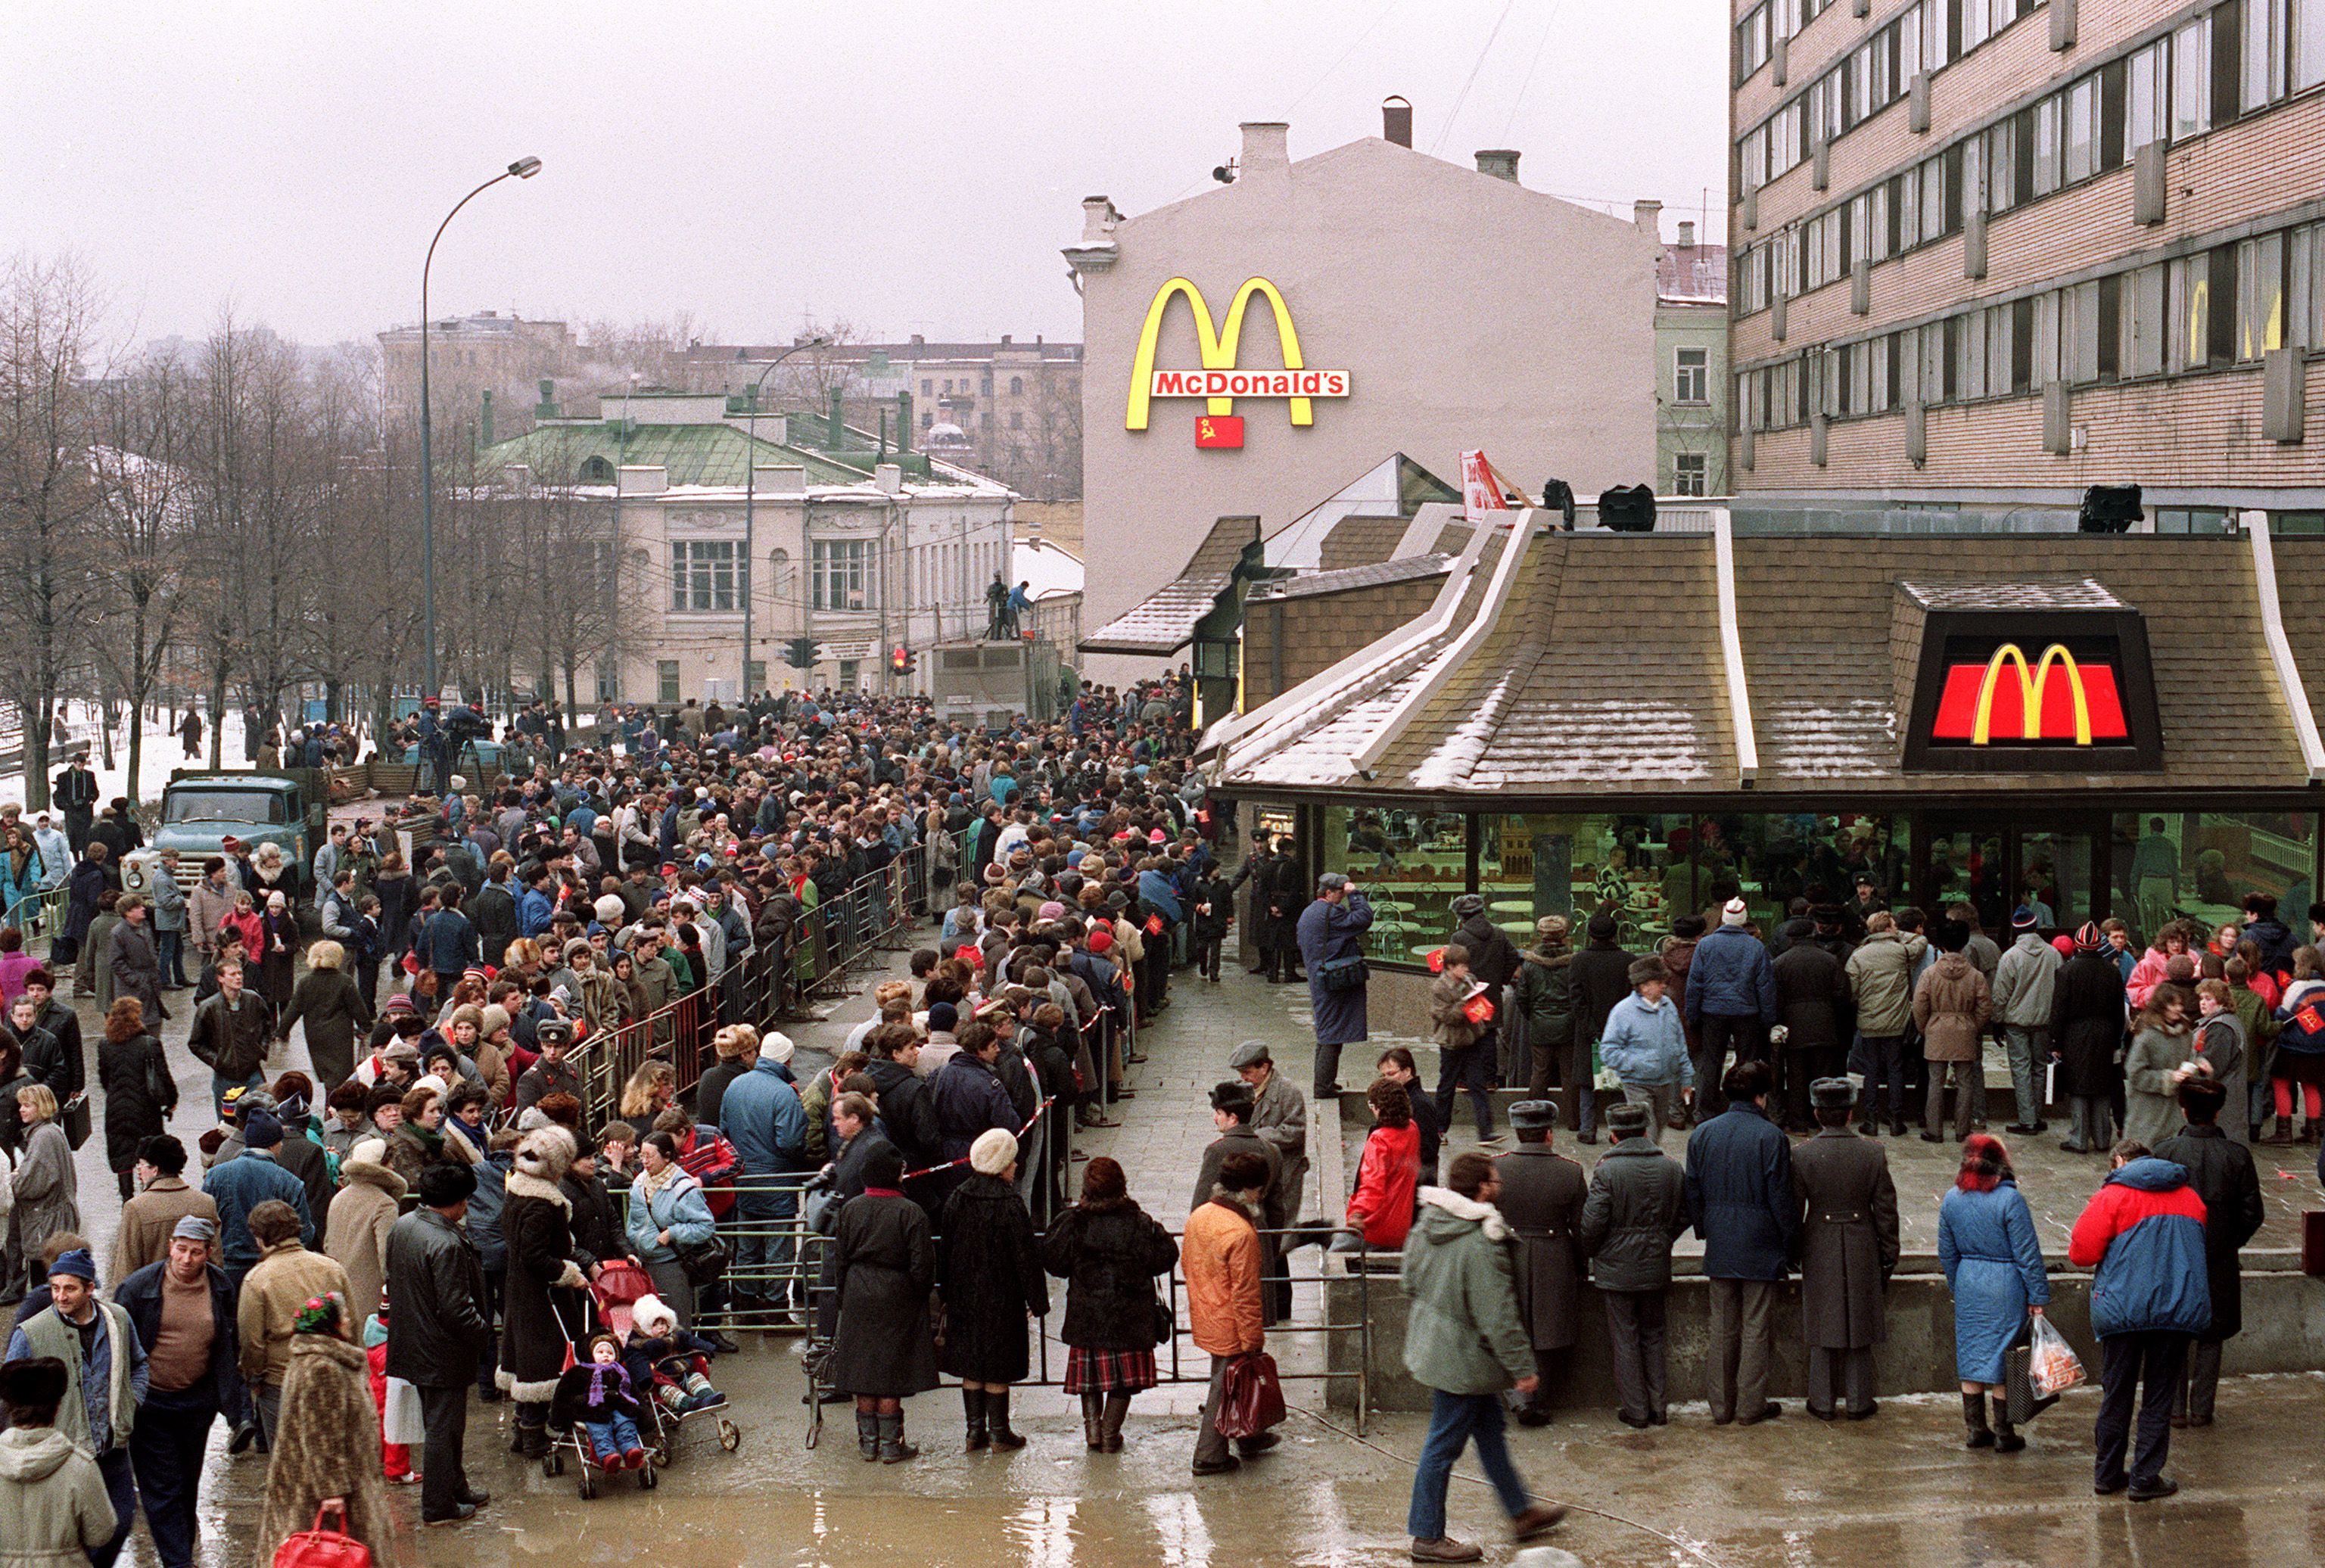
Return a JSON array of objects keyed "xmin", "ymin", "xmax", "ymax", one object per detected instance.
[{"xmin": 1315, "ymin": 953, "xmax": 1369, "ymax": 994}]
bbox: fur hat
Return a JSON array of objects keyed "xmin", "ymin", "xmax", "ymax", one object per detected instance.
[
  {"xmin": 593, "ymin": 894, "xmax": 627, "ymax": 927},
  {"xmin": 515, "ymin": 1125, "xmax": 577, "ymax": 1182},
  {"xmin": 970, "ymin": 1127, "xmax": 1019, "ymax": 1176},
  {"xmin": 1627, "ymin": 955, "xmax": 1668, "ymax": 988},
  {"xmin": 0, "ymin": 1357, "xmax": 68, "ymax": 1411},
  {"xmin": 478, "ymin": 1005, "xmax": 512, "ymax": 1040},
  {"xmin": 349, "ymin": 1137, "xmax": 388, "ymax": 1168},
  {"xmin": 632, "ymin": 1293, "xmax": 677, "ymax": 1338},
  {"xmin": 1606, "ymin": 1100, "xmax": 1651, "ymax": 1136}
]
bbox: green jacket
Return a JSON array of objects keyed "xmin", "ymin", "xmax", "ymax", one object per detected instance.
[
  {"xmin": 9, "ymin": 1302, "xmax": 142, "ymax": 1454},
  {"xmin": 1399, "ymin": 1188, "xmax": 1536, "ymax": 1395}
]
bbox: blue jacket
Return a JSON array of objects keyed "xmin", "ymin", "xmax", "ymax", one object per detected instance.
[
  {"xmin": 624, "ymin": 1169, "xmax": 717, "ymax": 1266},
  {"xmin": 1938, "ymin": 1178, "xmax": 2051, "ymax": 1383},
  {"xmin": 417, "ymin": 907, "xmax": 479, "ymax": 974},
  {"xmin": 1684, "ymin": 923, "xmax": 1778, "ymax": 1023},
  {"xmin": 467, "ymin": 1150, "xmax": 514, "ymax": 1272},
  {"xmin": 516, "ymin": 886, "xmax": 554, "ymax": 939},
  {"xmin": 1683, "ymin": 1103, "xmax": 1797, "ymax": 1281},
  {"xmin": 116, "ymin": 1259, "xmax": 244, "ymax": 1415},
  {"xmin": 1135, "ymin": 869, "xmax": 1183, "ymax": 925},
  {"xmin": 2069, "ymin": 1157, "xmax": 2212, "ymax": 1339},
  {"xmin": 1597, "ymin": 993, "xmax": 1693, "ymax": 1087},
  {"xmin": 204, "ymin": 1149, "xmax": 314, "ymax": 1267},
  {"xmin": 1299, "ymin": 894, "xmax": 1376, "ymax": 1047},
  {"xmin": 718, "ymin": 1055, "xmax": 808, "ymax": 1218},
  {"xmin": 931, "ymin": 1054, "xmax": 1019, "ymax": 1164}
]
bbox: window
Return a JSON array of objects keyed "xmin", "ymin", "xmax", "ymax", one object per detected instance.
[
  {"xmin": 2125, "ymin": 263, "xmax": 2167, "ymax": 376},
  {"xmin": 656, "ymin": 661, "xmax": 680, "ymax": 705},
  {"xmin": 2302, "ymin": 0, "xmax": 2325, "ymax": 89},
  {"xmin": 2168, "ymin": 254, "xmax": 2208, "ymax": 372},
  {"xmin": 670, "ymin": 540, "xmax": 743, "ymax": 612},
  {"xmin": 580, "ymin": 456, "xmax": 615, "ymax": 484},
  {"xmin": 920, "ymin": 379, "xmax": 932, "ymax": 396},
  {"xmin": 2239, "ymin": 233, "xmax": 2286, "ymax": 360},
  {"xmin": 1674, "ymin": 347, "xmax": 1709, "ymax": 403},
  {"xmin": 2294, "ymin": 223, "xmax": 2322, "ymax": 349},
  {"xmin": 745, "ymin": 660, "xmax": 765, "ymax": 693},
  {"xmin": 2128, "ymin": 39, "xmax": 2167, "ymax": 149},
  {"xmin": 1736, "ymin": 5, "xmax": 1771, "ymax": 82},
  {"xmin": 2247, "ymin": 0, "xmax": 2288, "ymax": 107},
  {"xmin": 1009, "ymin": 411, "xmax": 1024, "ymax": 429},
  {"xmin": 1008, "ymin": 375, "xmax": 1022, "ymax": 396},
  {"xmin": 2068, "ymin": 282, "xmax": 2102, "ymax": 385},
  {"xmin": 810, "ymin": 538, "xmax": 869, "ymax": 610},
  {"xmin": 1673, "ymin": 453, "xmax": 1708, "ymax": 496},
  {"xmin": 2173, "ymin": 17, "xmax": 2211, "ymax": 142},
  {"xmin": 2032, "ymin": 95, "xmax": 2061, "ymax": 196},
  {"xmin": 2063, "ymin": 77, "xmax": 2098, "ymax": 184}
]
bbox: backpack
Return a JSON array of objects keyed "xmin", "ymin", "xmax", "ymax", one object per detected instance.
[{"xmin": 679, "ymin": 1127, "xmax": 742, "ymax": 1218}]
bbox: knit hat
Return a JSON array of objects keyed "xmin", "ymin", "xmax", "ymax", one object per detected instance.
[
  {"xmin": 926, "ymin": 1002, "xmax": 958, "ymax": 1031},
  {"xmin": 563, "ymin": 936, "xmax": 595, "ymax": 962},
  {"xmin": 1721, "ymin": 896, "xmax": 1748, "ymax": 926},
  {"xmin": 2074, "ymin": 920, "xmax": 2103, "ymax": 950},
  {"xmin": 594, "ymin": 894, "xmax": 627, "ymax": 927},
  {"xmin": 243, "ymin": 1110, "xmax": 284, "ymax": 1149},
  {"xmin": 47, "ymin": 1249, "xmax": 96, "ymax": 1282},
  {"xmin": 760, "ymin": 1031, "xmax": 795, "ymax": 1065},
  {"xmin": 1087, "ymin": 926, "xmax": 1113, "ymax": 954},
  {"xmin": 383, "ymin": 992, "xmax": 416, "ymax": 1016},
  {"xmin": 969, "ymin": 1127, "xmax": 1018, "ymax": 1176},
  {"xmin": 349, "ymin": 1137, "xmax": 388, "ymax": 1168},
  {"xmin": 2011, "ymin": 906, "xmax": 2040, "ymax": 931}
]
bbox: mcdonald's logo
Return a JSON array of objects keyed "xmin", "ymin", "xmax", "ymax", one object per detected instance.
[
  {"xmin": 1125, "ymin": 276, "xmax": 1351, "ymax": 432},
  {"xmin": 1930, "ymin": 642, "xmax": 2129, "ymax": 745}
]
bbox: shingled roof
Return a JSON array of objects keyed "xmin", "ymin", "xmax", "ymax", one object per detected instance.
[{"xmin": 1080, "ymin": 516, "xmax": 1261, "ymax": 656}]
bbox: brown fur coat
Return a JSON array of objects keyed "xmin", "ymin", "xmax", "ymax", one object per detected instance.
[{"xmin": 253, "ymin": 1333, "xmax": 394, "ymax": 1568}]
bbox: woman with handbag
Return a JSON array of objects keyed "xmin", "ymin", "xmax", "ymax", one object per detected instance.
[
  {"xmin": 625, "ymin": 1131, "xmax": 717, "ymax": 1328},
  {"xmin": 254, "ymin": 1293, "xmax": 394, "ymax": 1568},
  {"xmin": 96, "ymin": 997, "xmax": 174, "ymax": 1202},
  {"xmin": 1041, "ymin": 1155, "xmax": 1180, "ymax": 1452},
  {"xmin": 935, "ymin": 1128, "xmax": 1048, "ymax": 1452},
  {"xmin": 1937, "ymin": 1133, "xmax": 2051, "ymax": 1453}
]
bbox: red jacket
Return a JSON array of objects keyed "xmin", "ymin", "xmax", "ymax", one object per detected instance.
[{"xmin": 1346, "ymin": 1121, "xmax": 1421, "ymax": 1249}]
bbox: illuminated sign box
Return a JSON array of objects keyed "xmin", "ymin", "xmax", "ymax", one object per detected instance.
[
  {"xmin": 1902, "ymin": 608, "xmax": 2162, "ymax": 773},
  {"xmin": 1126, "ymin": 276, "xmax": 1346, "ymax": 432}
]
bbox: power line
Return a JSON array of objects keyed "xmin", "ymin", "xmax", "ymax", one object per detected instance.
[
  {"xmin": 1499, "ymin": 0, "xmax": 1564, "ymax": 143},
  {"xmin": 1431, "ymin": 0, "xmax": 1518, "ymax": 154},
  {"xmin": 1288, "ymin": 0, "xmax": 1402, "ymax": 114}
]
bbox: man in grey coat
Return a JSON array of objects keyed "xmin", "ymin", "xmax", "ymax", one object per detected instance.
[
  {"xmin": 1789, "ymin": 1078, "xmax": 1900, "ymax": 1420},
  {"xmin": 1577, "ymin": 1100, "xmax": 1689, "ymax": 1427},
  {"xmin": 107, "ymin": 898, "xmax": 166, "ymax": 1025},
  {"xmin": 1234, "ymin": 1041, "xmax": 1307, "ymax": 1324},
  {"xmin": 1990, "ymin": 907, "xmax": 2062, "ymax": 1135},
  {"xmin": 1492, "ymin": 1102, "xmax": 1586, "ymax": 1425}
]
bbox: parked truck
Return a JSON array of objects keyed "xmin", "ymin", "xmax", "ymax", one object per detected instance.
[{"xmin": 122, "ymin": 770, "xmax": 330, "ymax": 899}]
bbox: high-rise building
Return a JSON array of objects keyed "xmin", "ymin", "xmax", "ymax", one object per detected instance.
[{"xmin": 1729, "ymin": 0, "xmax": 2325, "ymax": 526}]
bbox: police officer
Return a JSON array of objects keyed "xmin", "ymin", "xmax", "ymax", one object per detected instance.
[
  {"xmin": 1789, "ymin": 1077, "xmax": 1900, "ymax": 1420},
  {"xmin": 1493, "ymin": 1101, "xmax": 1587, "ymax": 1425}
]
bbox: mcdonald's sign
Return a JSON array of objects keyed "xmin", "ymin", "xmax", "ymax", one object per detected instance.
[
  {"xmin": 1125, "ymin": 276, "xmax": 1351, "ymax": 434},
  {"xmin": 1903, "ymin": 611, "xmax": 2160, "ymax": 773}
]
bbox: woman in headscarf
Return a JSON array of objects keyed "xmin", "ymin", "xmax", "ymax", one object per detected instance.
[
  {"xmin": 1936, "ymin": 1134, "xmax": 2050, "ymax": 1454},
  {"xmin": 254, "ymin": 1293, "xmax": 394, "ymax": 1567}
]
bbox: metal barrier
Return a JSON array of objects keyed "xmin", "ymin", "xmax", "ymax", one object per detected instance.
[{"xmin": 5, "ymin": 887, "xmax": 69, "ymax": 954}]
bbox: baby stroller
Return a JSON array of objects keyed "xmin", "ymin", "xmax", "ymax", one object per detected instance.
[
  {"xmin": 624, "ymin": 1286, "xmax": 742, "ymax": 1467},
  {"xmin": 541, "ymin": 1268, "xmax": 657, "ymax": 1499}
]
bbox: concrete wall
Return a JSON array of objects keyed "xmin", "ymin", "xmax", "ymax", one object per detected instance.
[{"xmin": 1078, "ymin": 129, "xmax": 1659, "ymax": 683}]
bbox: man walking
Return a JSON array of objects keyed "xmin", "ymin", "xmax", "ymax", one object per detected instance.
[
  {"xmin": 1684, "ymin": 897, "xmax": 1776, "ymax": 1122},
  {"xmin": 236, "ymin": 1200, "xmax": 350, "ymax": 1447},
  {"xmin": 1492, "ymin": 1102, "xmax": 1586, "ymax": 1425},
  {"xmin": 54, "ymin": 754, "xmax": 98, "ymax": 854},
  {"xmin": 1400, "ymin": 1150, "xmax": 1567, "ymax": 1563},
  {"xmin": 387, "ymin": 1163, "xmax": 493, "ymax": 1526},
  {"xmin": 1790, "ymin": 1078, "xmax": 1900, "ymax": 1420},
  {"xmin": 2153, "ymin": 1080, "xmax": 2262, "ymax": 1429},
  {"xmin": 1991, "ymin": 906, "xmax": 2062, "ymax": 1135},
  {"xmin": 1686, "ymin": 1061, "xmax": 1797, "ymax": 1425},
  {"xmin": 115, "ymin": 1217, "xmax": 241, "ymax": 1568},
  {"xmin": 1297, "ymin": 871, "xmax": 1373, "ymax": 1103},
  {"xmin": 5, "ymin": 1248, "xmax": 143, "ymax": 1568},
  {"xmin": 1579, "ymin": 1100, "xmax": 1689, "ymax": 1427}
]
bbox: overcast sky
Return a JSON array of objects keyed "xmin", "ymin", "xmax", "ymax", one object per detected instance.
[{"xmin": 5, "ymin": 0, "xmax": 1727, "ymax": 351}]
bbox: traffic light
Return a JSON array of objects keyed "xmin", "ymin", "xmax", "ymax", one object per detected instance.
[
  {"xmin": 784, "ymin": 636, "xmax": 817, "ymax": 670},
  {"xmin": 890, "ymin": 644, "xmax": 917, "ymax": 676}
]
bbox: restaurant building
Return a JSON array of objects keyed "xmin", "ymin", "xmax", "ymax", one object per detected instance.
[{"xmin": 1204, "ymin": 504, "xmax": 2325, "ymax": 978}]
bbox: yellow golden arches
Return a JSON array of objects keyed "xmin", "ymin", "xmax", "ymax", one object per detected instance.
[
  {"xmin": 1970, "ymin": 642, "xmax": 2093, "ymax": 745},
  {"xmin": 1125, "ymin": 276, "xmax": 1314, "ymax": 431}
]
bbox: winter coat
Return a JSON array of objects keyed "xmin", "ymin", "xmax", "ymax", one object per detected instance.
[
  {"xmin": 1429, "ymin": 969, "xmax": 1483, "ymax": 1050},
  {"xmin": 384, "ymin": 1200, "xmax": 490, "ymax": 1388},
  {"xmin": 1247, "ymin": 1072, "xmax": 1309, "ymax": 1230},
  {"xmin": 1684, "ymin": 1102, "xmax": 1797, "ymax": 1281},
  {"xmin": 2152, "ymin": 1126, "xmax": 2264, "ymax": 1340},
  {"xmin": 1454, "ymin": 914, "xmax": 1521, "ymax": 993},
  {"xmin": 935, "ymin": 1173, "xmax": 1047, "ymax": 1383},
  {"xmin": 1789, "ymin": 1128, "xmax": 1900, "ymax": 1349},
  {"xmin": 206, "ymin": 1149, "xmax": 313, "ymax": 1270},
  {"xmin": 1298, "ymin": 894, "xmax": 1374, "ymax": 1046},
  {"xmin": 1250, "ymin": 854, "xmax": 1303, "ymax": 949},
  {"xmin": 1191, "ymin": 1126, "xmax": 1280, "ymax": 1220},
  {"xmin": 471, "ymin": 882, "xmax": 518, "ymax": 968},
  {"xmin": 279, "ymin": 969, "xmax": 373, "ymax": 1091},
  {"xmin": 1041, "ymin": 1199, "xmax": 1179, "ymax": 1352},
  {"xmin": 252, "ymin": 1333, "xmax": 394, "ymax": 1568},
  {"xmin": 719, "ymin": 1055, "xmax": 808, "ymax": 1220},
  {"xmin": 623, "ymin": 1165, "xmax": 714, "ymax": 1268},
  {"xmin": 1937, "ymin": 1178, "xmax": 2050, "ymax": 1383},
  {"xmin": 500, "ymin": 1171, "xmax": 591, "ymax": 1401},
  {"xmin": 20, "ymin": 1001, "xmax": 82, "ymax": 1098},
  {"xmin": 2068, "ymin": 1157, "xmax": 2211, "ymax": 1339},
  {"xmin": 1597, "ymin": 991, "xmax": 1692, "ymax": 1087},
  {"xmin": 1577, "ymin": 1136, "xmax": 1690, "ymax": 1292},
  {"xmin": 931, "ymin": 1054, "xmax": 1019, "ymax": 1166},
  {"xmin": 561, "ymin": 1169, "xmax": 621, "ymax": 1266},
  {"xmin": 1492, "ymin": 1143, "xmax": 1587, "ymax": 1352},
  {"xmin": 1685, "ymin": 924, "xmax": 1777, "ymax": 1023},
  {"xmin": 324, "ymin": 1159, "xmax": 405, "ymax": 1324},
  {"xmin": 0, "ymin": 1426, "xmax": 117, "ymax": 1566},
  {"xmin": 108, "ymin": 1178, "xmax": 216, "ymax": 1283},
  {"xmin": 187, "ymin": 990, "xmax": 269, "ymax": 1085},
  {"xmin": 10, "ymin": 1122, "xmax": 80, "ymax": 1264},
  {"xmin": 1346, "ymin": 1120, "xmax": 1422, "ymax": 1249},
  {"xmin": 1913, "ymin": 954, "xmax": 1992, "ymax": 1063},
  {"xmin": 237, "ymin": 1241, "xmax": 353, "ymax": 1388},
  {"xmin": 413, "ymin": 908, "xmax": 478, "ymax": 975},
  {"xmin": 1845, "ymin": 929, "xmax": 1928, "ymax": 1038},
  {"xmin": 107, "ymin": 919, "xmax": 163, "ymax": 1024},
  {"xmin": 1399, "ymin": 1187, "xmax": 1534, "ymax": 1396},
  {"xmin": 2050, "ymin": 950, "xmax": 2128, "ymax": 1100},
  {"xmin": 1182, "ymin": 1195, "xmax": 1265, "ymax": 1357},
  {"xmin": 1570, "ymin": 938, "xmax": 1635, "ymax": 1043},
  {"xmin": 97, "ymin": 1028, "xmax": 173, "ymax": 1171},
  {"xmin": 2123, "ymin": 1022, "xmax": 2194, "ymax": 1148},
  {"xmin": 862, "ymin": 1056, "xmax": 941, "ymax": 1171},
  {"xmin": 114, "ymin": 1258, "xmax": 241, "ymax": 1414},
  {"xmin": 1992, "ymin": 933, "xmax": 2063, "ymax": 1028},
  {"xmin": 1772, "ymin": 939, "xmax": 1851, "ymax": 1053},
  {"xmin": 2192, "ymin": 1012, "xmax": 2250, "ymax": 1146},
  {"xmin": 187, "ymin": 879, "xmax": 237, "ymax": 957},
  {"xmin": 828, "ymin": 1191, "xmax": 940, "ymax": 1397}
]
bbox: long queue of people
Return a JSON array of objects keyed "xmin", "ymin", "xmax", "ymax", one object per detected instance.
[{"xmin": 0, "ymin": 677, "xmax": 1223, "ymax": 1566}]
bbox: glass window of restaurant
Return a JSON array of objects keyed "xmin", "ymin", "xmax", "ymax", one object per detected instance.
[{"xmin": 2112, "ymin": 809, "xmax": 2317, "ymax": 951}]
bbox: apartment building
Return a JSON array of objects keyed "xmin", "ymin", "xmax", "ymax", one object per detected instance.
[{"xmin": 1729, "ymin": 0, "xmax": 2325, "ymax": 524}]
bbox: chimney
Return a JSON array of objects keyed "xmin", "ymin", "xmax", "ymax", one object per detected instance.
[
  {"xmin": 1078, "ymin": 197, "xmax": 1118, "ymax": 244},
  {"xmin": 1239, "ymin": 122, "xmax": 1291, "ymax": 186},
  {"xmin": 1000, "ymin": 334, "xmax": 1012, "ymax": 346},
  {"xmin": 897, "ymin": 390, "xmax": 914, "ymax": 453},
  {"xmin": 1679, "ymin": 219, "xmax": 1696, "ymax": 248},
  {"xmin": 828, "ymin": 386, "xmax": 845, "ymax": 449},
  {"xmin": 874, "ymin": 462, "xmax": 903, "ymax": 496},
  {"xmin": 1381, "ymin": 95, "xmax": 1413, "ymax": 147},
  {"xmin": 534, "ymin": 378, "xmax": 559, "ymax": 419},
  {"xmin": 1474, "ymin": 149, "xmax": 1520, "ymax": 182},
  {"xmin": 1633, "ymin": 199, "xmax": 1664, "ymax": 240},
  {"xmin": 760, "ymin": 465, "xmax": 806, "ymax": 497},
  {"xmin": 479, "ymin": 389, "xmax": 494, "ymax": 447}
]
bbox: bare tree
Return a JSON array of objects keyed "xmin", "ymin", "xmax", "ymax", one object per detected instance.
[
  {"xmin": 0, "ymin": 257, "xmax": 104, "ymax": 809},
  {"xmin": 88, "ymin": 350, "xmax": 198, "ymax": 801}
]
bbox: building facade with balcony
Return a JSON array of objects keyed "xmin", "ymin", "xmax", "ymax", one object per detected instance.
[
  {"xmin": 1658, "ymin": 221, "xmax": 1732, "ymax": 496},
  {"xmin": 1728, "ymin": 0, "xmax": 2325, "ymax": 525}
]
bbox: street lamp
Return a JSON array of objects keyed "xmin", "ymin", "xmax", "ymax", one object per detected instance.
[
  {"xmin": 417, "ymin": 156, "xmax": 542, "ymax": 707},
  {"xmin": 742, "ymin": 336, "xmax": 829, "ymax": 702}
]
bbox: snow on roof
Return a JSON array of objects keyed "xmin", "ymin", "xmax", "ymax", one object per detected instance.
[{"xmin": 1014, "ymin": 537, "xmax": 1083, "ymax": 600}]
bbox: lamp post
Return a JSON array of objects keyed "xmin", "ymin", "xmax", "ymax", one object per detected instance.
[
  {"xmin": 741, "ymin": 337, "xmax": 829, "ymax": 702},
  {"xmin": 417, "ymin": 156, "xmax": 542, "ymax": 706}
]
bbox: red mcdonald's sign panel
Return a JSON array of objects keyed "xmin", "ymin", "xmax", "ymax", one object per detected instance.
[{"xmin": 1930, "ymin": 642, "xmax": 2128, "ymax": 745}]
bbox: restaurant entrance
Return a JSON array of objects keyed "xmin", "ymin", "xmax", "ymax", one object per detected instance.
[{"xmin": 1917, "ymin": 810, "xmax": 2110, "ymax": 937}]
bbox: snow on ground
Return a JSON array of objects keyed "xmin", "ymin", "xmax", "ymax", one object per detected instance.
[{"xmin": 0, "ymin": 701, "xmax": 254, "ymax": 812}]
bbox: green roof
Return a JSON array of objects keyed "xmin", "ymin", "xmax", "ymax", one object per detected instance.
[{"xmin": 479, "ymin": 420, "xmax": 868, "ymax": 488}]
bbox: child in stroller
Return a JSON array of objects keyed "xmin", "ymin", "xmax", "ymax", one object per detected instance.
[
  {"xmin": 627, "ymin": 1293, "xmax": 727, "ymax": 1417},
  {"xmin": 554, "ymin": 1334, "xmax": 649, "ymax": 1471}
]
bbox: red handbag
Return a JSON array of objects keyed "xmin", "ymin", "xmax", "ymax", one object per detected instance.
[
  {"xmin": 1213, "ymin": 1351, "xmax": 1287, "ymax": 1439},
  {"xmin": 273, "ymin": 1504, "xmax": 370, "ymax": 1568}
]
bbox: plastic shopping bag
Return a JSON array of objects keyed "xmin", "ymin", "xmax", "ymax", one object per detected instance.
[{"xmin": 2027, "ymin": 1315, "xmax": 2086, "ymax": 1396}]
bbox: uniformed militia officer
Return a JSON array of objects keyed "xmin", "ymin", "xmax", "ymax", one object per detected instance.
[
  {"xmin": 1789, "ymin": 1076, "xmax": 1901, "ymax": 1420},
  {"xmin": 1493, "ymin": 1100, "xmax": 1588, "ymax": 1426}
]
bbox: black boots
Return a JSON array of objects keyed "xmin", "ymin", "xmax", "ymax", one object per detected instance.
[
  {"xmin": 1963, "ymin": 1392, "xmax": 1995, "ymax": 1448},
  {"xmin": 963, "ymin": 1387, "xmax": 989, "ymax": 1451},
  {"xmin": 1994, "ymin": 1414, "xmax": 2025, "ymax": 1454},
  {"xmin": 877, "ymin": 1411, "xmax": 917, "ymax": 1463},
  {"xmin": 1082, "ymin": 1392, "xmax": 1106, "ymax": 1450},
  {"xmin": 856, "ymin": 1411, "xmax": 880, "ymax": 1461},
  {"xmin": 987, "ymin": 1387, "xmax": 1025, "ymax": 1450},
  {"xmin": 1100, "ymin": 1392, "xmax": 1130, "ymax": 1453}
]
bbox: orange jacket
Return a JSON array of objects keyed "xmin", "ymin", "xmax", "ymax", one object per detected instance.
[{"xmin": 1183, "ymin": 1197, "xmax": 1265, "ymax": 1356}]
